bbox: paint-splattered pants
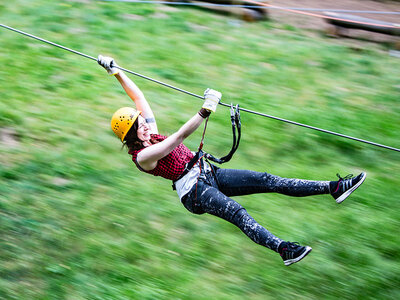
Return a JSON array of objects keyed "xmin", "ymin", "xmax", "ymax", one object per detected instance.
[{"xmin": 181, "ymin": 166, "xmax": 331, "ymax": 252}]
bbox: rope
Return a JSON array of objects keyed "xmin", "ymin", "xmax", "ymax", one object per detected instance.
[
  {"xmin": 198, "ymin": 116, "xmax": 209, "ymax": 151},
  {"xmin": 100, "ymin": 0, "xmax": 400, "ymax": 15},
  {"xmin": 0, "ymin": 23, "xmax": 399, "ymax": 153}
]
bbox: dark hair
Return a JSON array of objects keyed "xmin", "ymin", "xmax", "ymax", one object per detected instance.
[
  {"xmin": 122, "ymin": 118, "xmax": 159, "ymax": 151},
  {"xmin": 122, "ymin": 118, "xmax": 143, "ymax": 151}
]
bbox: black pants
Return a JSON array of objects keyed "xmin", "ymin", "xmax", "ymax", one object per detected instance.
[{"xmin": 181, "ymin": 166, "xmax": 330, "ymax": 252}]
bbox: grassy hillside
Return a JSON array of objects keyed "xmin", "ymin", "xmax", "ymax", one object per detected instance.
[{"xmin": 1, "ymin": 1, "xmax": 399, "ymax": 299}]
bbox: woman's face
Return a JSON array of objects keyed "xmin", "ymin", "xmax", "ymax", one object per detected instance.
[{"xmin": 137, "ymin": 115, "xmax": 150, "ymax": 142}]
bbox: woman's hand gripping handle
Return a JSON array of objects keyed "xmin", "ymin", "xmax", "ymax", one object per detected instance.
[{"xmin": 199, "ymin": 88, "xmax": 221, "ymax": 118}]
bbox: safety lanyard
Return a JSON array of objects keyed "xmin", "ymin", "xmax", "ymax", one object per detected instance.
[{"xmin": 198, "ymin": 104, "xmax": 241, "ymax": 164}]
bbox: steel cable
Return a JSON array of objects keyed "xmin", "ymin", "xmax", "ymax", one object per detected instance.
[{"xmin": 0, "ymin": 23, "xmax": 399, "ymax": 152}]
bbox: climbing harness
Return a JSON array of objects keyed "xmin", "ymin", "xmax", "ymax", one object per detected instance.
[{"xmin": 0, "ymin": 23, "xmax": 399, "ymax": 153}]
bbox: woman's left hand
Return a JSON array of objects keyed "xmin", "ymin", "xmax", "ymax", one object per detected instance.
[
  {"xmin": 202, "ymin": 88, "xmax": 221, "ymax": 112},
  {"xmin": 97, "ymin": 55, "xmax": 120, "ymax": 76}
]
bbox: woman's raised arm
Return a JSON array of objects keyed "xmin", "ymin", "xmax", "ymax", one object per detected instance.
[
  {"xmin": 98, "ymin": 55, "xmax": 158, "ymax": 134},
  {"xmin": 137, "ymin": 89, "xmax": 221, "ymax": 171}
]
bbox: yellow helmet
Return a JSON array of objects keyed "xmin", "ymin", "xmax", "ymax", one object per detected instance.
[{"xmin": 111, "ymin": 107, "xmax": 141, "ymax": 142}]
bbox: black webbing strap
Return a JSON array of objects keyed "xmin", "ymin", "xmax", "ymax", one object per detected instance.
[
  {"xmin": 172, "ymin": 105, "xmax": 241, "ymax": 190},
  {"xmin": 205, "ymin": 104, "xmax": 241, "ymax": 164}
]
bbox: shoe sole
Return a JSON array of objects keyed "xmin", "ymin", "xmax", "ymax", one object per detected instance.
[
  {"xmin": 284, "ymin": 246, "xmax": 312, "ymax": 266},
  {"xmin": 336, "ymin": 172, "xmax": 367, "ymax": 204}
]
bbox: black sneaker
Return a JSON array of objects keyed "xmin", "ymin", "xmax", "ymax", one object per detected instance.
[
  {"xmin": 331, "ymin": 172, "xmax": 366, "ymax": 204},
  {"xmin": 279, "ymin": 241, "xmax": 312, "ymax": 266}
]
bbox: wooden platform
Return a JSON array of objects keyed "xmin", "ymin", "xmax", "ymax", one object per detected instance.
[
  {"xmin": 166, "ymin": 0, "xmax": 269, "ymax": 22},
  {"xmin": 323, "ymin": 12, "xmax": 400, "ymax": 36}
]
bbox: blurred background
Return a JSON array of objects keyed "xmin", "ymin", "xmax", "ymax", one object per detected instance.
[{"xmin": 1, "ymin": 0, "xmax": 399, "ymax": 299}]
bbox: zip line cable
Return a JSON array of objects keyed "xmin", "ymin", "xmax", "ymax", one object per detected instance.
[
  {"xmin": 0, "ymin": 24, "xmax": 201, "ymax": 98},
  {"xmin": 1, "ymin": 23, "xmax": 399, "ymax": 153},
  {"xmin": 101, "ymin": 0, "xmax": 400, "ymax": 15}
]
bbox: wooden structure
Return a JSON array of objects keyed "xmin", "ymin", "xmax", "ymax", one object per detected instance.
[
  {"xmin": 167, "ymin": 0, "xmax": 269, "ymax": 21},
  {"xmin": 323, "ymin": 12, "xmax": 400, "ymax": 37}
]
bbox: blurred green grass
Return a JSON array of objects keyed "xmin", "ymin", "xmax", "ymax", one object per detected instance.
[{"xmin": 1, "ymin": 1, "xmax": 400, "ymax": 299}]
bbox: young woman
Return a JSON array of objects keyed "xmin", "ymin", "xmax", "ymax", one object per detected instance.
[{"xmin": 98, "ymin": 55, "xmax": 366, "ymax": 266}]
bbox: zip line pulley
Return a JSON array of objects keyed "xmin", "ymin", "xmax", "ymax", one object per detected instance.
[{"xmin": 0, "ymin": 23, "xmax": 399, "ymax": 153}]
